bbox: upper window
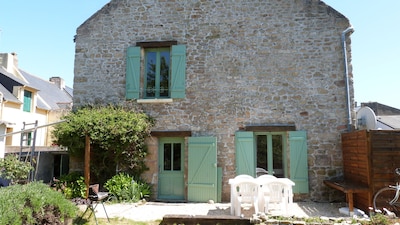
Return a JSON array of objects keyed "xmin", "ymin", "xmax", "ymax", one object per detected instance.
[
  {"xmin": 23, "ymin": 90, "xmax": 32, "ymax": 112},
  {"xmin": 125, "ymin": 43, "xmax": 186, "ymax": 100},
  {"xmin": 145, "ymin": 48, "xmax": 170, "ymax": 98}
]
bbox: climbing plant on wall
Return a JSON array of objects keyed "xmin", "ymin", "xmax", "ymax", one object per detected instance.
[{"xmin": 52, "ymin": 104, "xmax": 155, "ymax": 184}]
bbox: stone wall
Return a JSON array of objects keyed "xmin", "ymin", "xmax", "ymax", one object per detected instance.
[{"xmin": 73, "ymin": 0, "xmax": 354, "ymax": 202}]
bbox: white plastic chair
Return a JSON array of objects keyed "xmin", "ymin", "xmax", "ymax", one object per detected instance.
[
  {"xmin": 231, "ymin": 180, "xmax": 259, "ymax": 216},
  {"xmin": 256, "ymin": 175, "xmax": 278, "ymax": 212},
  {"xmin": 257, "ymin": 174, "xmax": 277, "ymax": 180},
  {"xmin": 261, "ymin": 179, "xmax": 294, "ymax": 215}
]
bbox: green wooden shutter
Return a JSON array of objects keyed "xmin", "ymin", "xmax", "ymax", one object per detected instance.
[
  {"xmin": 170, "ymin": 45, "xmax": 186, "ymax": 98},
  {"xmin": 188, "ymin": 137, "xmax": 217, "ymax": 202},
  {"xmin": 126, "ymin": 46, "xmax": 141, "ymax": 99},
  {"xmin": 235, "ymin": 131, "xmax": 256, "ymax": 177},
  {"xmin": 289, "ymin": 130, "xmax": 309, "ymax": 193},
  {"xmin": 23, "ymin": 90, "xmax": 32, "ymax": 112}
]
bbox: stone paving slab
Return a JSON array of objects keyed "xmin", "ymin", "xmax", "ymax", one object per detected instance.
[{"xmin": 79, "ymin": 201, "xmax": 351, "ymax": 222}]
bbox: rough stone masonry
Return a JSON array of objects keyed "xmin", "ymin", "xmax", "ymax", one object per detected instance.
[{"xmin": 73, "ymin": 0, "xmax": 354, "ymax": 202}]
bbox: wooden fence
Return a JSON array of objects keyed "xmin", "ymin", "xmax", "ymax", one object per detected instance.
[{"xmin": 341, "ymin": 130, "xmax": 400, "ymax": 212}]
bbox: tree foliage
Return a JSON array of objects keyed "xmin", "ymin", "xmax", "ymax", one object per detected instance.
[{"xmin": 52, "ymin": 105, "xmax": 155, "ymax": 184}]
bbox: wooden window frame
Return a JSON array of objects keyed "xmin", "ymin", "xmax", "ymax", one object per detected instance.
[
  {"xmin": 144, "ymin": 47, "xmax": 171, "ymax": 98},
  {"xmin": 151, "ymin": 131, "xmax": 192, "ymax": 137}
]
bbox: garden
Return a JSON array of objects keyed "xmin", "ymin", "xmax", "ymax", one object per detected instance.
[{"xmin": 0, "ymin": 105, "xmax": 156, "ymax": 224}]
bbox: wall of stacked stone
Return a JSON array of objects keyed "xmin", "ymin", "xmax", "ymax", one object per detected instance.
[{"xmin": 73, "ymin": 0, "xmax": 354, "ymax": 202}]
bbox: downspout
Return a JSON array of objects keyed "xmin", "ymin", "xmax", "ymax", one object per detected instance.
[{"xmin": 341, "ymin": 27, "xmax": 354, "ymax": 131}]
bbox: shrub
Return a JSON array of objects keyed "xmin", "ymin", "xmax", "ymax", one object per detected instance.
[
  {"xmin": 54, "ymin": 172, "xmax": 87, "ymax": 199},
  {"xmin": 104, "ymin": 173, "xmax": 152, "ymax": 202},
  {"xmin": 0, "ymin": 182, "xmax": 78, "ymax": 224},
  {"xmin": 0, "ymin": 154, "xmax": 33, "ymax": 185},
  {"xmin": 52, "ymin": 105, "xmax": 155, "ymax": 185}
]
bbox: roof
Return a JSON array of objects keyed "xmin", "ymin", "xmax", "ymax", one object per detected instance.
[
  {"xmin": 357, "ymin": 102, "xmax": 400, "ymax": 130},
  {"xmin": 361, "ymin": 102, "xmax": 400, "ymax": 116},
  {"xmin": 0, "ymin": 65, "xmax": 72, "ymax": 110},
  {"xmin": 19, "ymin": 70, "xmax": 73, "ymax": 110},
  {"xmin": 0, "ymin": 83, "xmax": 21, "ymax": 103},
  {"xmin": 377, "ymin": 115, "xmax": 400, "ymax": 130},
  {"xmin": 0, "ymin": 120, "xmax": 15, "ymax": 126},
  {"xmin": 0, "ymin": 66, "xmax": 28, "ymax": 86}
]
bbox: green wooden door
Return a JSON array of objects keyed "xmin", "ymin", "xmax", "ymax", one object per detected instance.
[
  {"xmin": 188, "ymin": 137, "xmax": 217, "ymax": 202},
  {"xmin": 158, "ymin": 138, "xmax": 185, "ymax": 200},
  {"xmin": 289, "ymin": 131, "xmax": 309, "ymax": 193},
  {"xmin": 235, "ymin": 131, "xmax": 256, "ymax": 177}
]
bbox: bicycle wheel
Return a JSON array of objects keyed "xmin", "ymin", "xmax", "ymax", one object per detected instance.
[{"xmin": 373, "ymin": 187, "xmax": 400, "ymax": 215}]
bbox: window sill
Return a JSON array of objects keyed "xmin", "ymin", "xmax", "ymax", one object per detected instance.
[{"xmin": 137, "ymin": 99, "xmax": 173, "ymax": 103}]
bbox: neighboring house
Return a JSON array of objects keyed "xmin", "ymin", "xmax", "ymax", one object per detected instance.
[
  {"xmin": 0, "ymin": 52, "xmax": 73, "ymax": 183},
  {"xmin": 360, "ymin": 102, "xmax": 400, "ymax": 130},
  {"xmin": 73, "ymin": 0, "xmax": 355, "ymax": 202}
]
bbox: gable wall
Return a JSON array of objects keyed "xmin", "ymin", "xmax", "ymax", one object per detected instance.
[{"xmin": 73, "ymin": 0, "xmax": 353, "ymax": 202}]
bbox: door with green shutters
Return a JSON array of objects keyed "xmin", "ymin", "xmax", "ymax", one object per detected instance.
[
  {"xmin": 158, "ymin": 138, "xmax": 185, "ymax": 200},
  {"xmin": 289, "ymin": 131, "xmax": 309, "ymax": 193},
  {"xmin": 235, "ymin": 130, "xmax": 309, "ymax": 194},
  {"xmin": 235, "ymin": 131, "xmax": 256, "ymax": 177},
  {"xmin": 188, "ymin": 137, "xmax": 217, "ymax": 202}
]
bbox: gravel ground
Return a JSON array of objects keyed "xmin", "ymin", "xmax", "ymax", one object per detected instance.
[{"xmin": 80, "ymin": 201, "xmax": 356, "ymax": 222}]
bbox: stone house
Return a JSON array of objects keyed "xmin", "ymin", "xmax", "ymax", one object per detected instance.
[{"xmin": 73, "ymin": 0, "xmax": 354, "ymax": 202}]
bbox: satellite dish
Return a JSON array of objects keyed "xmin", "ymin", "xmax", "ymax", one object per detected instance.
[{"xmin": 356, "ymin": 106, "xmax": 377, "ymax": 130}]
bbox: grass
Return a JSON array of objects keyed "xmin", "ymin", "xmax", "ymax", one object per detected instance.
[{"xmin": 73, "ymin": 214, "xmax": 161, "ymax": 225}]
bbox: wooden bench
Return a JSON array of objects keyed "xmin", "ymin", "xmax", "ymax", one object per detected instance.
[
  {"xmin": 323, "ymin": 179, "xmax": 370, "ymax": 215},
  {"xmin": 160, "ymin": 214, "xmax": 251, "ymax": 225}
]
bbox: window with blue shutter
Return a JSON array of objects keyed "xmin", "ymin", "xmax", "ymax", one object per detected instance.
[
  {"xmin": 23, "ymin": 90, "xmax": 32, "ymax": 112},
  {"xmin": 125, "ymin": 44, "xmax": 186, "ymax": 100}
]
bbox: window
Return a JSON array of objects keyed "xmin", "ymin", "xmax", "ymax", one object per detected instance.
[
  {"xmin": 5, "ymin": 128, "xmax": 13, "ymax": 146},
  {"xmin": 256, "ymin": 133, "xmax": 285, "ymax": 178},
  {"xmin": 145, "ymin": 48, "xmax": 170, "ymax": 98},
  {"xmin": 126, "ymin": 43, "xmax": 186, "ymax": 100},
  {"xmin": 163, "ymin": 142, "xmax": 182, "ymax": 171},
  {"xmin": 23, "ymin": 90, "xmax": 32, "ymax": 112},
  {"xmin": 23, "ymin": 132, "xmax": 32, "ymax": 146}
]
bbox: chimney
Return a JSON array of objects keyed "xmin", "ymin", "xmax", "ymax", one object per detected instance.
[
  {"xmin": 11, "ymin": 52, "xmax": 18, "ymax": 69},
  {"xmin": 0, "ymin": 52, "xmax": 18, "ymax": 74},
  {"xmin": 49, "ymin": 77, "xmax": 65, "ymax": 90}
]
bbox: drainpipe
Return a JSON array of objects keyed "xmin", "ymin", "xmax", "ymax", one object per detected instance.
[{"xmin": 341, "ymin": 26, "xmax": 354, "ymax": 131}]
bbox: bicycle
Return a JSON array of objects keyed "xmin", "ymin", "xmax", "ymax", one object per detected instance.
[{"xmin": 373, "ymin": 168, "xmax": 400, "ymax": 215}]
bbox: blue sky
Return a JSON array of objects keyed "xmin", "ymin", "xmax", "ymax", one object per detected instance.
[{"xmin": 1, "ymin": 1, "xmax": 399, "ymax": 109}]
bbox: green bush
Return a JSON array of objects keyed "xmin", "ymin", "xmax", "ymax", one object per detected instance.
[
  {"xmin": 0, "ymin": 154, "xmax": 33, "ymax": 185},
  {"xmin": 54, "ymin": 172, "xmax": 87, "ymax": 199},
  {"xmin": 104, "ymin": 173, "xmax": 152, "ymax": 202},
  {"xmin": 52, "ymin": 105, "xmax": 155, "ymax": 185},
  {"xmin": 0, "ymin": 182, "xmax": 78, "ymax": 224}
]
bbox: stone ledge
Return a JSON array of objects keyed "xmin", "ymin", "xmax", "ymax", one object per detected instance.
[
  {"xmin": 160, "ymin": 214, "xmax": 251, "ymax": 225},
  {"xmin": 137, "ymin": 99, "xmax": 173, "ymax": 103}
]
